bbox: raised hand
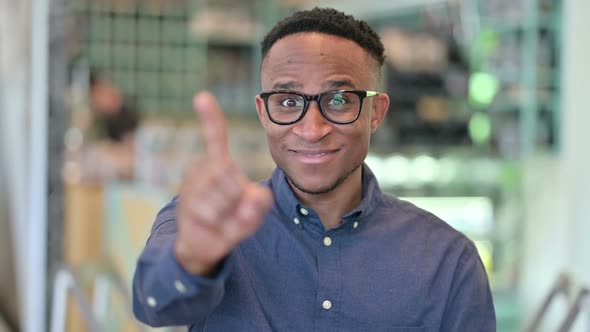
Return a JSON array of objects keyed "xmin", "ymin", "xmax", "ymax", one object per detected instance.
[{"xmin": 174, "ymin": 92, "xmax": 273, "ymax": 276}]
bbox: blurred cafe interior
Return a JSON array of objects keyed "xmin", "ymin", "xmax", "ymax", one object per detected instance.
[{"xmin": 1, "ymin": 0, "xmax": 590, "ymax": 331}]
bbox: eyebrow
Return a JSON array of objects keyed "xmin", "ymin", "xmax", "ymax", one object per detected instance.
[
  {"xmin": 272, "ymin": 80, "xmax": 357, "ymax": 91},
  {"xmin": 272, "ymin": 82, "xmax": 302, "ymax": 90},
  {"xmin": 323, "ymin": 80, "xmax": 356, "ymax": 90}
]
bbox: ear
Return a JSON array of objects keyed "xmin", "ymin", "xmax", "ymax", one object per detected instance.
[
  {"xmin": 369, "ymin": 93, "xmax": 390, "ymax": 133},
  {"xmin": 255, "ymin": 95, "xmax": 268, "ymax": 129}
]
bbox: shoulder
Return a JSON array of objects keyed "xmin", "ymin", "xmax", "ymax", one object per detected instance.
[
  {"xmin": 374, "ymin": 193, "xmax": 487, "ymax": 291},
  {"xmin": 150, "ymin": 196, "xmax": 180, "ymax": 235},
  {"xmin": 374, "ymin": 192, "xmax": 475, "ymax": 254}
]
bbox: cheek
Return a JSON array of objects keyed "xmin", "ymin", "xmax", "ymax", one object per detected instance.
[
  {"xmin": 265, "ymin": 127, "xmax": 287, "ymax": 151},
  {"xmin": 348, "ymin": 123, "xmax": 373, "ymax": 156},
  {"xmin": 349, "ymin": 116, "xmax": 373, "ymax": 140}
]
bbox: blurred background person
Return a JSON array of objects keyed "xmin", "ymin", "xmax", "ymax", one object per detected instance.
[{"xmin": 85, "ymin": 69, "xmax": 141, "ymax": 181}]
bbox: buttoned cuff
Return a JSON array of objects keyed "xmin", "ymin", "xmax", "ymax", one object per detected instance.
[{"xmin": 140, "ymin": 240, "xmax": 234, "ymax": 312}]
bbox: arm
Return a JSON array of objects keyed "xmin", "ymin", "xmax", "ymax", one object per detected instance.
[
  {"xmin": 440, "ymin": 241, "xmax": 496, "ymax": 332},
  {"xmin": 132, "ymin": 92, "xmax": 272, "ymax": 327},
  {"xmin": 132, "ymin": 199, "xmax": 233, "ymax": 326}
]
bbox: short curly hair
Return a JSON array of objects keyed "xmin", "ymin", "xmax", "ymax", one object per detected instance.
[{"xmin": 261, "ymin": 7, "xmax": 385, "ymax": 67}]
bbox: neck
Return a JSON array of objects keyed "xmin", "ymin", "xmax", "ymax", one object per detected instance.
[{"xmin": 292, "ymin": 166, "xmax": 363, "ymax": 230}]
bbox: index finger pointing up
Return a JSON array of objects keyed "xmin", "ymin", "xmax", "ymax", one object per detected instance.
[{"xmin": 193, "ymin": 91, "xmax": 230, "ymax": 161}]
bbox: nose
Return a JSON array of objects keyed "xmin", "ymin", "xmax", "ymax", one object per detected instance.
[{"xmin": 291, "ymin": 101, "xmax": 332, "ymax": 142}]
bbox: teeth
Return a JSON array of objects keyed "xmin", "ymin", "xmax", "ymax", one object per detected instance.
[{"xmin": 300, "ymin": 152, "xmax": 327, "ymax": 156}]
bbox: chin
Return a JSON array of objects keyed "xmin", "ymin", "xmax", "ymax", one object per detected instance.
[
  {"xmin": 285, "ymin": 165, "xmax": 359, "ymax": 195},
  {"xmin": 287, "ymin": 176, "xmax": 341, "ymax": 195},
  {"xmin": 275, "ymin": 155, "xmax": 363, "ymax": 196}
]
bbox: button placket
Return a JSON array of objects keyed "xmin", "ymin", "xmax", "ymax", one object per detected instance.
[{"xmin": 316, "ymin": 230, "xmax": 339, "ymax": 329}]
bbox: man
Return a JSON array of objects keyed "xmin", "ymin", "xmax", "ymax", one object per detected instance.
[{"xmin": 133, "ymin": 7, "xmax": 495, "ymax": 331}]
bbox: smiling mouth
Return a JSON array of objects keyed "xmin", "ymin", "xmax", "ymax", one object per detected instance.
[
  {"xmin": 296, "ymin": 151, "xmax": 335, "ymax": 157},
  {"xmin": 291, "ymin": 149, "xmax": 339, "ymax": 155},
  {"xmin": 289, "ymin": 149, "xmax": 340, "ymax": 164}
]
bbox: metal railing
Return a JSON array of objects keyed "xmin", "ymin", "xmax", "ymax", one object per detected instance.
[
  {"xmin": 526, "ymin": 273, "xmax": 590, "ymax": 332},
  {"xmin": 558, "ymin": 287, "xmax": 590, "ymax": 332},
  {"xmin": 50, "ymin": 265, "xmax": 146, "ymax": 332}
]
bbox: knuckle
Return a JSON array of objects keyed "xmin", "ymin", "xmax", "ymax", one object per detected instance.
[
  {"xmin": 223, "ymin": 177, "xmax": 244, "ymax": 201},
  {"xmin": 183, "ymin": 158, "xmax": 205, "ymax": 181}
]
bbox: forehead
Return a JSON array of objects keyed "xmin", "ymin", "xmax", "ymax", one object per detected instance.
[{"xmin": 261, "ymin": 32, "xmax": 376, "ymax": 90}]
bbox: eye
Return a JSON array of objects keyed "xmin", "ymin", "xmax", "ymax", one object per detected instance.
[
  {"xmin": 281, "ymin": 98, "xmax": 303, "ymax": 108},
  {"xmin": 327, "ymin": 93, "xmax": 348, "ymax": 106}
]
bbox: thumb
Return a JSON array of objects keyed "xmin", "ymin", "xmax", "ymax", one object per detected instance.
[{"xmin": 223, "ymin": 184, "xmax": 273, "ymax": 242}]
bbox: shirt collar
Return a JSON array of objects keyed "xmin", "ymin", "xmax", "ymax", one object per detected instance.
[{"xmin": 271, "ymin": 163, "xmax": 383, "ymax": 228}]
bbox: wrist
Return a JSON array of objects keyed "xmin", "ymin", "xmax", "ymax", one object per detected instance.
[{"xmin": 174, "ymin": 239, "xmax": 218, "ymax": 277}]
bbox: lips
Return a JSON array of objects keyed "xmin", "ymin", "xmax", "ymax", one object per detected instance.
[
  {"xmin": 296, "ymin": 150, "xmax": 334, "ymax": 156},
  {"xmin": 289, "ymin": 148, "xmax": 340, "ymax": 164}
]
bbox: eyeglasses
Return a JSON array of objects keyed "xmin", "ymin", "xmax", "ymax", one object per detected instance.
[{"xmin": 259, "ymin": 90, "xmax": 379, "ymax": 125}]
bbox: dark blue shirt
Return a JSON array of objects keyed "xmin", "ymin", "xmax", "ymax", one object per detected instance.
[{"xmin": 133, "ymin": 165, "xmax": 495, "ymax": 331}]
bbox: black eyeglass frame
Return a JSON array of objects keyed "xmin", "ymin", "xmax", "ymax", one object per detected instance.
[{"xmin": 259, "ymin": 90, "xmax": 379, "ymax": 125}]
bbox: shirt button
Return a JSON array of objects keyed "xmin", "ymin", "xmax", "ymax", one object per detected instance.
[
  {"xmin": 147, "ymin": 296, "xmax": 157, "ymax": 308},
  {"xmin": 322, "ymin": 300, "xmax": 332, "ymax": 310},
  {"xmin": 299, "ymin": 208, "xmax": 309, "ymax": 215},
  {"xmin": 174, "ymin": 280, "xmax": 187, "ymax": 294},
  {"xmin": 293, "ymin": 217, "xmax": 300, "ymax": 225},
  {"xmin": 353, "ymin": 221, "xmax": 359, "ymax": 229},
  {"xmin": 323, "ymin": 237, "xmax": 332, "ymax": 247}
]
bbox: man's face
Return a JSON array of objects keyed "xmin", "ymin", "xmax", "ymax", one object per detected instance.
[{"xmin": 256, "ymin": 32, "xmax": 389, "ymax": 195}]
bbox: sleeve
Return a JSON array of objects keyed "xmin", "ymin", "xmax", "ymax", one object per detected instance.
[
  {"xmin": 132, "ymin": 198, "xmax": 235, "ymax": 327},
  {"xmin": 439, "ymin": 241, "xmax": 496, "ymax": 332}
]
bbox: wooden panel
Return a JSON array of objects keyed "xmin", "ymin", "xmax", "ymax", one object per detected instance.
[{"xmin": 64, "ymin": 183, "xmax": 104, "ymax": 332}]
